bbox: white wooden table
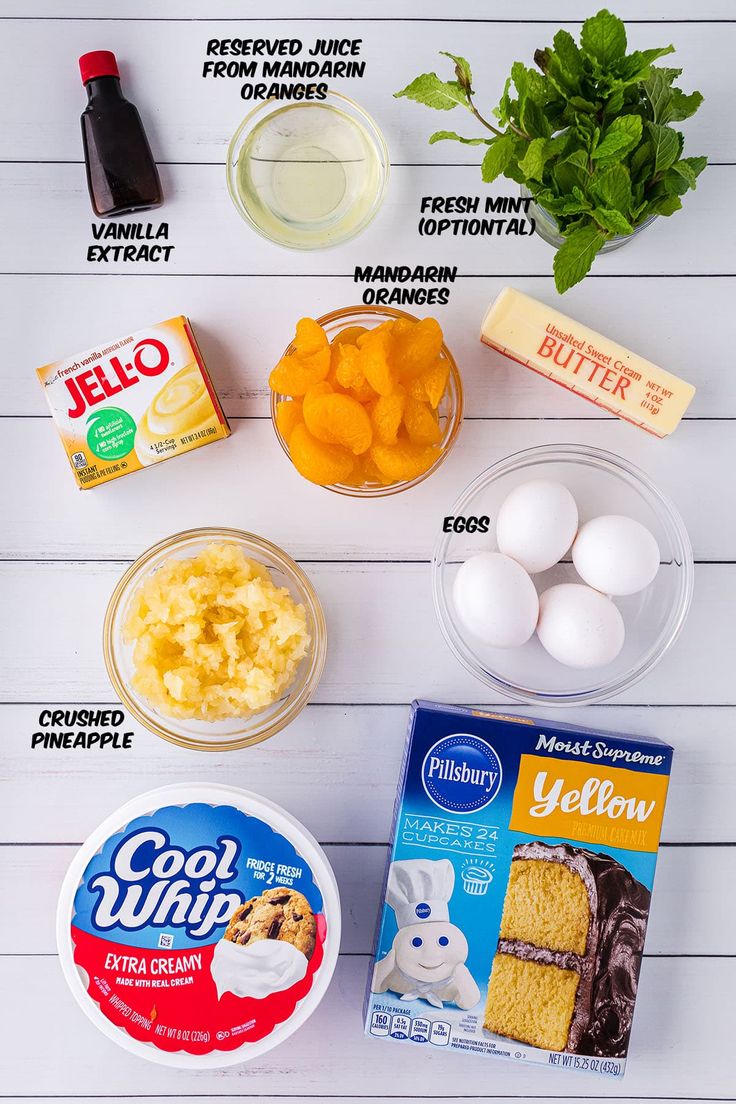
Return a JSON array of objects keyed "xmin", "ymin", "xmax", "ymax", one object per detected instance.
[{"xmin": 2, "ymin": 1, "xmax": 734, "ymax": 1101}]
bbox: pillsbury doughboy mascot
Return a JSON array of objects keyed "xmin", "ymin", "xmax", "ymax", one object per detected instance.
[{"xmin": 371, "ymin": 858, "xmax": 480, "ymax": 1010}]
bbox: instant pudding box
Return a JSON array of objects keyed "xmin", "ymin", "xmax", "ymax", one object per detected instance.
[
  {"xmin": 364, "ymin": 702, "xmax": 673, "ymax": 1078},
  {"xmin": 56, "ymin": 784, "xmax": 341, "ymax": 1068},
  {"xmin": 37, "ymin": 316, "xmax": 230, "ymax": 488}
]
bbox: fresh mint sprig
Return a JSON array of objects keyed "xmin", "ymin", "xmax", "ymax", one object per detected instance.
[{"xmin": 395, "ymin": 9, "xmax": 706, "ymax": 293}]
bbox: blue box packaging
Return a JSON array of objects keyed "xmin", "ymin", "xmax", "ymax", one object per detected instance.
[{"xmin": 364, "ymin": 702, "xmax": 673, "ymax": 1078}]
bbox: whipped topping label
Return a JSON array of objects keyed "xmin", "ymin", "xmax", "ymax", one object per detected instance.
[{"xmin": 70, "ymin": 801, "xmax": 327, "ymax": 1057}]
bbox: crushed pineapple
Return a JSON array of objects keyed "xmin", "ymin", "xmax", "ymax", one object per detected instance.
[{"xmin": 123, "ymin": 543, "xmax": 310, "ymax": 721}]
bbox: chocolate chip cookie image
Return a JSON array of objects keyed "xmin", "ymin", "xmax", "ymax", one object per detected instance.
[{"xmin": 224, "ymin": 886, "xmax": 316, "ymax": 960}]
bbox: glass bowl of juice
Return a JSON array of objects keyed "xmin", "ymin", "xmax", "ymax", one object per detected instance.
[
  {"xmin": 270, "ymin": 306, "xmax": 464, "ymax": 497},
  {"xmin": 227, "ymin": 91, "xmax": 389, "ymax": 249}
]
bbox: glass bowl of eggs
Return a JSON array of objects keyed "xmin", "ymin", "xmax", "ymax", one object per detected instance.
[{"xmin": 432, "ymin": 445, "xmax": 694, "ymax": 706}]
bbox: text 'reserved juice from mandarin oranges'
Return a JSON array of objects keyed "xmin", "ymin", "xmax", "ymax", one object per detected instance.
[{"xmin": 37, "ymin": 316, "xmax": 230, "ymax": 489}]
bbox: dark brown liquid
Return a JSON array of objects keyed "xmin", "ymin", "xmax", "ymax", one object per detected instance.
[{"xmin": 81, "ymin": 75, "xmax": 162, "ymax": 218}]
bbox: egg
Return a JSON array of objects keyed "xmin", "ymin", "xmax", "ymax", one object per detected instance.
[
  {"xmin": 453, "ymin": 552, "xmax": 539, "ymax": 648},
  {"xmin": 572, "ymin": 515, "xmax": 660, "ymax": 596},
  {"xmin": 496, "ymin": 479, "xmax": 579, "ymax": 574},
  {"xmin": 537, "ymin": 583, "xmax": 625, "ymax": 669}
]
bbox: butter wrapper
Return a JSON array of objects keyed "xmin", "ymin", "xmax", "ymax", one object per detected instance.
[
  {"xmin": 37, "ymin": 316, "xmax": 230, "ymax": 489},
  {"xmin": 481, "ymin": 287, "xmax": 695, "ymax": 436},
  {"xmin": 364, "ymin": 702, "xmax": 673, "ymax": 1077}
]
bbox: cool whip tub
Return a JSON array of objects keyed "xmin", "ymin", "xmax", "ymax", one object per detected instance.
[{"xmin": 56, "ymin": 784, "xmax": 340, "ymax": 1068}]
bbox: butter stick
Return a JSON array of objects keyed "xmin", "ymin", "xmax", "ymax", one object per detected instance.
[{"xmin": 480, "ymin": 287, "xmax": 695, "ymax": 437}]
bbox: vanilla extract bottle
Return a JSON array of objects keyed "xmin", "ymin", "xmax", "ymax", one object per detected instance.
[{"xmin": 79, "ymin": 50, "xmax": 163, "ymax": 217}]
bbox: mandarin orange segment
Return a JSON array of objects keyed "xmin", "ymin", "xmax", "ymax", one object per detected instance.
[
  {"xmin": 269, "ymin": 346, "xmax": 331, "ymax": 397},
  {"xmin": 395, "ymin": 317, "xmax": 444, "ymax": 380},
  {"xmin": 346, "ymin": 452, "xmax": 393, "ymax": 487},
  {"xmin": 357, "ymin": 319, "xmax": 395, "ymax": 346},
  {"xmin": 334, "ymin": 344, "xmax": 365, "ymax": 391},
  {"xmin": 293, "ymin": 317, "xmax": 329, "ymax": 357},
  {"xmin": 304, "ymin": 392, "xmax": 373, "ymax": 455},
  {"xmin": 275, "ymin": 399, "xmax": 304, "ymax": 444},
  {"xmin": 303, "ymin": 380, "xmax": 334, "ymax": 413},
  {"xmin": 370, "ymin": 389, "xmax": 405, "ymax": 446},
  {"xmin": 289, "ymin": 422, "xmax": 355, "ymax": 486},
  {"xmin": 358, "ymin": 330, "xmax": 398, "ymax": 396},
  {"xmin": 403, "ymin": 395, "xmax": 442, "ymax": 446},
  {"xmin": 332, "ymin": 324, "xmax": 368, "ymax": 346},
  {"xmin": 408, "ymin": 356, "xmax": 451, "ymax": 408},
  {"xmin": 370, "ymin": 439, "xmax": 440, "ymax": 483}
]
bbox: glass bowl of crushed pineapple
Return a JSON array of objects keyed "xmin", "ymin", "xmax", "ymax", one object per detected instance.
[{"xmin": 104, "ymin": 528, "xmax": 327, "ymax": 751}]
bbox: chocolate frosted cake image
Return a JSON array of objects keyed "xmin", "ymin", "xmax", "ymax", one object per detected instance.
[{"xmin": 484, "ymin": 841, "xmax": 651, "ymax": 1056}]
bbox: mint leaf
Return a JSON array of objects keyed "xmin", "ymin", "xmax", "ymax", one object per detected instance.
[
  {"xmin": 440, "ymin": 51, "xmax": 473, "ymax": 94},
  {"xmin": 580, "ymin": 9, "xmax": 627, "ymax": 67},
  {"xmin": 553, "ymin": 29, "xmax": 585, "ymax": 84},
  {"xmin": 592, "ymin": 114, "xmax": 642, "ymax": 162},
  {"xmin": 512, "ymin": 61, "xmax": 548, "ymax": 104},
  {"xmin": 644, "ymin": 68, "xmax": 675, "ymax": 124},
  {"xmin": 670, "ymin": 87, "xmax": 704, "ymax": 121},
  {"xmin": 593, "ymin": 206, "xmax": 633, "ymax": 234},
  {"xmin": 394, "ymin": 73, "xmax": 468, "ymax": 110},
  {"xmin": 494, "ymin": 76, "xmax": 514, "ymax": 126},
  {"xmin": 518, "ymin": 137, "xmax": 553, "ymax": 181},
  {"xmin": 429, "ymin": 130, "xmax": 490, "ymax": 145},
  {"xmin": 554, "ymin": 148, "xmax": 590, "ymax": 193},
  {"xmin": 590, "ymin": 164, "xmax": 632, "ymax": 213},
  {"xmin": 647, "ymin": 194, "xmax": 682, "ymax": 217},
  {"xmin": 679, "ymin": 155, "xmax": 708, "ymax": 179},
  {"xmin": 668, "ymin": 156, "xmax": 707, "ymax": 190},
  {"xmin": 553, "ymin": 224, "xmax": 607, "ymax": 293},
  {"xmin": 520, "ymin": 96, "xmax": 552, "ymax": 138},
  {"xmin": 645, "ymin": 121, "xmax": 681, "ymax": 175},
  {"xmin": 616, "ymin": 45, "xmax": 675, "ymax": 84},
  {"xmin": 481, "ymin": 134, "xmax": 516, "ymax": 182}
]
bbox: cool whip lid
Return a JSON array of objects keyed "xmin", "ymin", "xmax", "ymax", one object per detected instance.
[{"xmin": 56, "ymin": 784, "xmax": 341, "ymax": 1068}]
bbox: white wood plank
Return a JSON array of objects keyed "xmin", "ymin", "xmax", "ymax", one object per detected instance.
[
  {"xmin": 2, "ymin": 705, "xmax": 733, "ymax": 844},
  {"xmin": 3, "ymin": 842, "xmax": 732, "ymax": 956},
  {"xmin": 0, "ymin": 561, "xmax": 731, "ymax": 705},
  {"xmin": 3, "ymin": 274, "xmax": 729, "ymax": 420},
  {"xmin": 0, "ymin": 955, "xmax": 731, "ymax": 1096},
  {"xmin": 0, "ymin": 419, "xmax": 723, "ymax": 561},
  {"xmin": 6, "ymin": 0, "xmax": 735, "ymax": 19},
  {"xmin": 0, "ymin": 164, "xmax": 723, "ymax": 279},
  {"xmin": 0, "ymin": 12, "xmax": 723, "ymax": 163}
]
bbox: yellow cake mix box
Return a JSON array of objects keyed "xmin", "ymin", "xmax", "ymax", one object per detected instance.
[
  {"xmin": 365, "ymin": 702, "xmax": 673, "ymax": 1077},
  {"xmin": 37, "ymin": 316, "xmax": 231, "ymax": 489}
]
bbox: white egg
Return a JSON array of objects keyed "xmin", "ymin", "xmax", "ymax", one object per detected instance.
[
  {"xmin": 496, "ymin": 479, "xmax": 579, "ymax": 574},
  {"xmin": 537, "ymin": 583, "xmax": 625, "ymax": 669},
  {"xmin": 453, "ymin": 552, "xmax": 539, "ymax": 648},
  {"xmin": 572, "ymin": 515, "xmax": 660, "ymax": 596}
]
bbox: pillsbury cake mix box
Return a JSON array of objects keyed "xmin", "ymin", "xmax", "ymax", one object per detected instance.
[{"xmin": 364, "ymin": 702, "xmax": 673, "ymax": 1078}]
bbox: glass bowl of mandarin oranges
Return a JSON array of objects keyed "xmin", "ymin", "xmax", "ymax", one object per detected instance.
[{"xmin": 269, "ymin": 306, "xmax": 463, "ymax": 496}]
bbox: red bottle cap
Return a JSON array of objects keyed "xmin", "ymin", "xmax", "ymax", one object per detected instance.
[{"xmin": 79, "ymin": 51, "xmax": 120, "ymax": 84}]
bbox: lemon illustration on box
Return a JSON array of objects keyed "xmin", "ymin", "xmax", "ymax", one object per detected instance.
[{"xmin": 371, "ymin": 859, "xmax": 480, "ymax": 1010}]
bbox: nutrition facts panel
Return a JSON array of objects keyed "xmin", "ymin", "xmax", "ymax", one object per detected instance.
[{"xmin": 1, "ymin": 1, "xmax": 735, "ymax": 1103}]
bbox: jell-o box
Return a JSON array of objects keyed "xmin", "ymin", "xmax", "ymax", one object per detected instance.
[
  {"xmin": 37, "ymin": 316, "xmax": 230, "ymax": 489},
  {"xmin": 480, "ymin": 287, "xmax": 695, "ymax": 437}
]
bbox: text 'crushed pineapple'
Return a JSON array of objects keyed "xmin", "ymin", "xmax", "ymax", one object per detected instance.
[{"xmin": 123, "ymin": 543, "xmax": 310, "ymax": 721}]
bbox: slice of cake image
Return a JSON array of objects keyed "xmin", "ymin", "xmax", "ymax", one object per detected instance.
[{"xmin": 484, "ymin": 842, "xmax": 650, "ymax": 1057}]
